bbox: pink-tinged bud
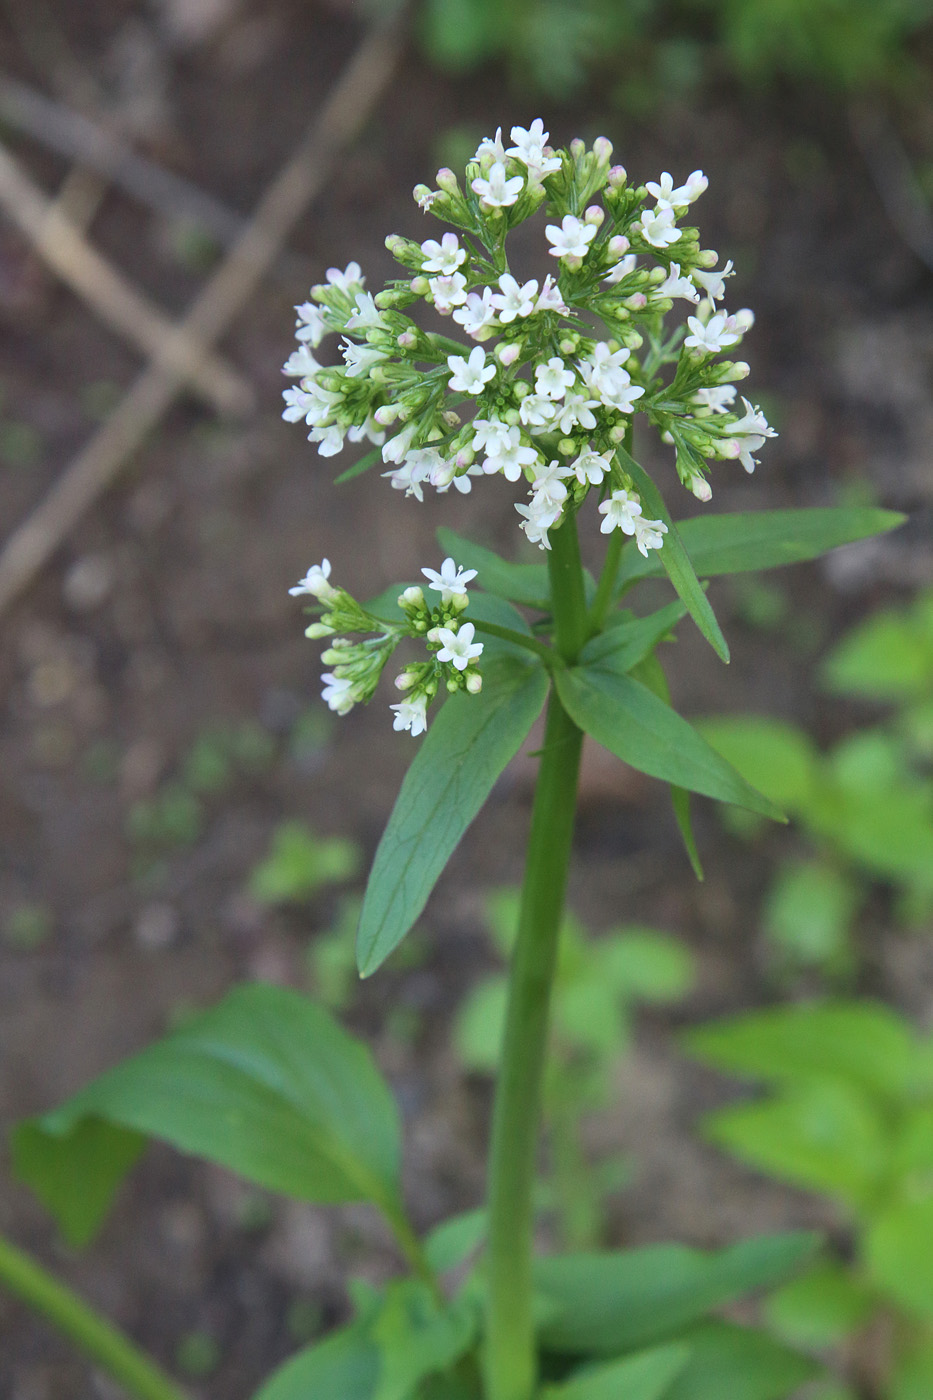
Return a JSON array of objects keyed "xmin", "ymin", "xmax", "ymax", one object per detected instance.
[
  {"xmin": 608, "ymin": 234, "xmax": 630, "ymax": 256},
  {"xmin": 395, "ymin": 671, "xmax": 416, "ymax": 690},
  {"xmin": 426, "ymin": 627, "xmax": 441, "ymax": 643},
  {"xmin": 608, "ymin": 165, "xmax": 627, "ymax": 188},
  {"xmin": 608, "ymin": 423, "xmax": 628, "ymax": 443},
  {"xmin": 690, "ymin": 476, "xmax": 713, "ymax": 502},
  {"xmin": 558, "ymin": 337, "xmax": 578, "ymax": 356},
  {"xmin": 496, "ymin": 343, "xmax": 520, "ymax": 367},
  {"xmin": 397, "ymin": 330, "xmax": 417, "ymax": 350},
  {"xmin": 466, "ymin": 672, "xmax": 483, "ymax": 693},
  {"xmin": 719, "ymin": 439, "xmax": 743, "ymax": 459},
  {"xmin": 624, "ymin": 293, "xmax": 648, "ymax": 311},
  {"xmin": 697, "ymin": 248, "xmax": 719, "ymax": 268},
  {"xmin": 435, "ymin": 167, "xmax": 459, "ymax": 194},
  {"xmin": 570, "ymin": 138, "xmax": 585, "ymax": 159},
  {"xmin": 374, "ymin": 405, "xmax": 398, "ymax": 426},
  {"xmin": 399, "ymin": 586, "xmax": 424, "ymax": 608},
  {"xmin": 584, "ymin": 205, "xmax": 605, "ymax": 227},
  {"xmin": 593, "ymin": 136, "xmax": 613, "ymax": 164},
  {"xmin": 410, "ymin": 276, "xmax": 429, "ymax": 295},
  {"xmin": 731, "ymin": 308, "xmax": 755, "ymax": 332},
  {"xmin": 733, "ymin": 361, "xmax": 750, "ymax": 379},
  {"xmin": 454, "ymin": 448, "xmax": 474, "ymax": 469}
]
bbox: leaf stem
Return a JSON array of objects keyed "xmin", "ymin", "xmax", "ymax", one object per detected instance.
[
  {"xmin": 0, "ymin": 1232, "xmax": 188, "ymax": 1400},
  {"xmin": 483, "ymin": 514, "xmax": 587, "ymax": 1400},
  {"xmin": 470, "ymin": 619, "xmax": 562, "ymax": 669}
]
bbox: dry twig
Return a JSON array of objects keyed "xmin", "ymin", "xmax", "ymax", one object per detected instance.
[{"xmin": 0, "ymin": 14, "xmax": 404, "ymax": 618}]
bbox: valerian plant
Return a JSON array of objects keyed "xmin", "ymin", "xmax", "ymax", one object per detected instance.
[{"xmin": 0, "ymin": 122, "xmax": 905, "ymax": 1400}]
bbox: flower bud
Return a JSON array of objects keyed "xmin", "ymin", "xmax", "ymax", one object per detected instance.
[
  {"xmin": 559, "ymin": 336, "xmax": 579, "ymax": 356},
  {"xmin": 446, "ymin": 677, "xmax": 460, "ymax": 693},
  {"xmin": 697, "ymin": 248, "xmax": 719, "ymax": 268},
  {"xmin": 624, "ymin": 293, "xmax": 648, "ymax": 311},
  {"xmin": 441, "ymin": 410, "xmax": 461, "ymax": 429},
  {"xmin": 558, "ymin": 437, "xmax": 576, "ymax": 455},
  {"xmin": 410, "ymin": 276, "xmax": 429, "ymax": 296},
  {"xmin": 496, "ymin": 342, "xmax": 520, "ymax": 367},
  {"xmin": 435, "ymin": 167, "xmax": 459, "ymax": 195},
  {"xmin": 607, "ymin": 234, "xmax": 630, "ymax": 256},
  {"xmin": 399, "ymin": 585, "xmax": 424, "ymax": 609},
  {"xmin": 304, "ymin": 622, "xmax": 334, "ymax": 639},
  {"xmin": 689, "ymin": 475, "xmax": 713, "ymax": 502},
  {"xmin": 426, "ymin": 626, "xmax": 441, "ymax": 643},
  {"xmin": 608, "ymin": 165, "xmax": 627, "ymax": 189},
  {"xmin": 593, "ymin": 136, "xmax": 613, "ymax": 164},
  {"xmin": 584, "ymin": 205, "xmax": 605, "ymax": 227},
  {"xmin": 395, "ymin": 670, "xmax": 416, "ymax": 691},
  {"xmin": 570, "ymin": 138, "xmax": 585, "ymax": 160},
  {"xmin": 466, "ymin": 671, "xmax": 483, "ymax": 693},
  {"xmin": 397, "ymin": 330, "xmax": 417, "ymax": 350}
]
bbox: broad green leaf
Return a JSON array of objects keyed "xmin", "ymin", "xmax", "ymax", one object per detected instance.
[
  {"xmin": 695, "ymin": 716, "xmax": 818, "ymax": 811},
  {"xmin": 436, "ymin": 527, "xmax": 551, "ymax": 609},
  {"xmin": 765, "ymin": 1260, "xmax": 875, "ymax": 1347},
  {"xmin": 357, "ymin": 656, "xmax": 549, "ymax": 976},
  {"xmin": 535, "ymin": 1231, "xmax": 819, "ymax": 1354},
  {"xmin": 371, "ymin": 1281, "xmax": 476, "ymax": 1400},
  {"xmin": 14, "ymin": 985, "xmax": 404, "ymax": 1244},
  {"xmin": 617, "ymin": 508, "xmax": 905, "ymax": 585},
  {"xmin": 252, "ymin": 1323, "xmax": 379, "ymax": 1400},
  {"xmin": 11, "ymin": 1118, "xmax": 145, "ymax": 1248},
  {"xmin": 580, "ymin": 600, "xmax": 687, "ymax": 672},
  {"xmin": 542, "ymin": 1344, "xmax": 690, "ymax": 1400},
  {"xmin": 249, "ymin": 823, "xmax": 360, "ymax": 905},
  {"xmin": 424, "ymin": 1208, "xmax": 488, "ymax": 1274},
  {"xmin": 554, "ymin": 666, "xmax": 783, "ymax": 818},
  {"xmin": 891, "ymin": 1335, "xmax": 933, "ymax": 1400},
  {"xmin": 700, "ymin": 1080, "xmax": 888, "ymax": 1211},
  {"xmin": 822, "ymin": 607, "xmax": 933, "ymax": 702},
  {"xmin": 866, "ymin": 1197, "xmax": 933, "ymax": 1319},
  {"xmin": 663, "ymin": 1320, "xmax": 818, "ymax": 1400},
  {"xmin": 762, "ymin": 861, "xmax": 860, "ymax": 970},
  {"xmin": 618, "ymin": 451, "xmax": 729, "ymax": 662},
  {"xmin": 598, "ymin": 929, "xmax": 694, "ymax": 1004},
  {"xmin": 684, "ymin": 1001, "xmax": 921, "ymax": 1099}
]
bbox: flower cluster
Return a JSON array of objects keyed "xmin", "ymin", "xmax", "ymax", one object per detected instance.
[
  {"xmin": 289, "ymin": 557, "xmax": 483, "ymax": 735},
  {"xmin": 282, "ymin": 119, "xmax": 775, "ymax": 554}
]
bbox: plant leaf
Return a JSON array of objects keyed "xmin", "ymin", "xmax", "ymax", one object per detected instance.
[
  {"xmin": 13, "ymin": 984, "xmax": 404, "ymax": 1245},
  {"xmin": 357, "ymin": 656, "xmax": 549, "ymax": 977},
  {"xmin": 765, "ymin": 1260, "xmax": 875, "ymax": 1347},
  {"xmin": 535, "ymin": 1231, "xmax": 819, "ymax": 1354},
  {"xmin": 424, "ymin": 1208, "xmax": 488, "ymax": 1274},
  {"xmin": 695, "ymin": 716, "xmax": 818, "ymax": 811},
  {"xmin": 616, "ymin": 450, "xmax": 729, "ymax": 662},
  {"xmin": 663, "ymin": 1320, "xmax": 818, "ymax": 1400},
  {"xmin": 580, "ymin": 600, "xmax": 687, "ymax": 672},
  {"xmin": 542, "ymin": 1344, "xmax": 690, "ymax": 1400},
  {"xmin": 11, "ymin": 1118, "xmax": 145, "ymax": 1248},
  {"xmin": 554, "ymin": 665, "xmax": 783, "ymax": 818},
  {"xmin": 251, "ymin": 1323, "xmax": 379, "ymax": 1400},
  {"xmin": 334, "ymin": 445, "xmax": 383, "ymax": 485},
  {"xmin": 866, "ymin": 1197, "xmax": 933, "ymax": 1319},
  {"xmin": 616, "ymin": 507, "xmax": 905, "ymax": 585},
  {"xmin": 371, "ymin": 1280, "xmax": 477, "ymax": 1400}
]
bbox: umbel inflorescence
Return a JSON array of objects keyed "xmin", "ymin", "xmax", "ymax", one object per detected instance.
[{"xmin": 286, "ymin": 120, "xmax": 776, "ymax": 733}]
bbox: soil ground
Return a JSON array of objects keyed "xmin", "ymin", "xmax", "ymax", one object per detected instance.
[{"xmin": 0, "ymin": 3, "xmax": 932, "ymax": 1397}]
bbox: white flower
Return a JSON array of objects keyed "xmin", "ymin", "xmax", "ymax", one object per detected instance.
[
  {"xmin": 633, "ymin": 516, "xmax": 668, "ymax": 556},
  {"xmin": 481, "ymin": 426, "xmax": 539, "ymax": 481},
  {"xmin": 345, "ymin": 292, "xmax": 388, "ymax": 332},
  {"xmin": 692, "ymin": 259, "xmax": 734, "ymax": 304},
  {"xmin": 528, "ymin": 460, "xmax": 568, "ymax": 515},
  {"xmin": 472, "ymin": 417, "xmax": 514, "ymax": 456},
  {"xmin": 428, "ymin": 455, "xmax": 478, "ymax": 494},
  {"xmin": 326, "ymin": 262, "xmax": 364, "ymax": 292},
  {"xmin": 554, "ymin": 392, "xmax": 599, "ymax": 435},
  {"xmin": 390, "ymin": 694, "xmax": 428, "ymax": 736},
  {"xmin": 420, "ymin": 232, "xmax": 466, "ymax": 273},
  {"xmin": 347, "ymin": 416, "xmax": 386, "ymax": 447},
  {"xmin": 422, "ymin": 557, "xmax": 478, "ymax": 602},
  {"xmin": 309, "ymin": 424, "xmax": 345, "ymax": 457},
  {"xmin": 475, "ymin": 128, "xmax": 507, "ymax": 163},
  {"xmin": 447, "ymin": 346, "xmax": 496, "ymax": 395},
  {"xmin": 382, "ymin": 449, "xmax": 436, "ymax": 501},
  {"xmin": 677, "ymin": 169, "xmax": 708, "ymax": 204},
  {"xmin": 693, "ymin": 385, "xmax": 736, "ymax": 414},
  {"xmin": 429, "ymin": 272, "xmax": 469, "ymax": 313},
  {"xmin": 567, "ymin": 449, "xmax": 610, "ymax": 486},
  {"xmin": 282, "ymin": 344, "xmax": 321, "ymax": 378},
  {"xmin": 604, "ymin": 253, "xmax": 637, "ymax": 284},
  {"xmin": 546, "ymin": 214, "xmax": 597, "ymax": 260},
  {"xmin": 381, "ymin": 423, "xmax": 417, "ymax": 464},
  {"xmin": 515, "ymin": 499, "xmax": 556, "ymax": 549},
  {"xmin": 294, "ymin": 302, "xmax": 327, "ymax": 346},
  {"xmin": 282, "ymin": 384, "xmax": 319, "ymax": 423},
  {"xmin": 656, "ymin": 262, "xmax": 700, "ymax": 303},
  {"xmin": 684, "ymin": 312, "xmax": 741, "ymax": 354},
  {"xmin": 727, "ymin": 397, "xmax": 777, "ymax": 472},
  {"xmin": 535, "ymin": 356, "xmax": 575, "ymax": 400},
  {"xmin": 507, "ymin": 120, "xmax": 561, "ymax": 177},
  {"xmin": 645, "ymin": 172, "xmax": 679, "ymax": 206},
  {"xmin": 416, "ymin": 187, "xmax": 440, "ymax": 212},
  {"xmin": 638, "ymin": 207, "xmax": 681, "ymax": 248},
  {"xmin": 453, "ymin": 288, "xmax": 497, "ymax": 338},
  {"xmin": 492, "ymin": 274, "xmax": 538, "ymax": 322},
  {"xmin": 341, "ymin": 340, "xmax": 387, "ymax": 377},
  {"xmin": 435, "ymin": 622, "xmax": 483, "ymax": 670},
  {"xmin": 519, "ymin": 393, "xmax": 558, "ymax": 429},
  {"xmin": 289, "ymin": 559, "xmax": 333, "ymax": 598},
  {"xmin": 598, "ymin": 489, "xmax": 643, "ymax": 535},
  {"xmin": 471, "ymin": 161, "xmax": 524, "ymax": 209},
  {"xmin": 646, "ymin": 170, "xmax": 707, "ymax": 208},
  {"xmin": 536, "ymin": 275, "xmax": 568, "ymax": 313},
  {"xmin": 321, "ymin": 672, "xmax": 356, "ymax": 714}
]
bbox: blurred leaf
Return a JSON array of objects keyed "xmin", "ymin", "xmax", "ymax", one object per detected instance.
[
  {"xmin": 765, "ymin": 1259, "xmax": 875, "ymax": 1346},
  {"xmin": 536, "ymin": 1231, "xmax": 819, "ymax": 1354},
  {"xmin": 598, "ymin": 928, "xmax": 694, "ymax": 1003},
  {"xmin": 762, "ymin": 861, "xmax": 861, "ymax": 971},
  {"xmin": 249, "ymin": 823, "xmax": 361, "ymax": 905},
  {"xmin": 357, "ymin": 657, "xmax": 548, "ymax": 977},
  {"xmin": 12, "ymin": 1118, "xmax": 145, "ymax": 1248},
  {"xmin": 542, "ymin": 1344, "xmax": 690, "ymax": 1400},
  {"xmin": 371, "ymin": 1280, "xmax": 476, "ymax": 1400},
  {"xmin": 696, "ymin": 716, "xmax": 817, "ymax": 810},
  {"xmin": 890, "ymin": 1335, "xmax": 933, "ymax": 1400},
  {"xmin": 14, "ymin": 985, "xmax": 404, "ymax": 1244},
  {"xmin": 822, "ymin": 606, "xmax": 933, "ymax": 702},
  {"xmin": 456, "ymin": 976, "xmax": 508, "ymax": 1073},
  {"xmin": 866, "ymin": 1196, "xmax": 933, "ymax": 1319},
  {"xmin": 251, "ymin": 1322, "xmax": 379, "ymax": 1400},
  {"xmin": 424, "ymin": 1208, "xmax": 488, "ymax": 1273},
  {"xmin": 663, "ymin": 1320, "xmax": 817, "ymax": 1400}
]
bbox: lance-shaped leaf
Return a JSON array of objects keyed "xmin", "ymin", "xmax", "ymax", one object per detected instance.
[
  {"xmin": 252, "ymin": 1323, "xmax": 380, "ymax": 1400},
  {"xmin": 663, "ymin": 1321, "xmax": 818, "ymax": 1400},
  {"xmin": 536, "ymin": 1232, "xmax": 820, "ymax": 1355},
  {"xmin": 616, "ymin": 448, "xmax": 729, "ymax": 662},
  {"xmin": 553, "ymin": 664, "xmax": 783, "ymax": 818},
  {"xmin": 541, "ymin": 1344, "xmax": 690, "ymax": 1400},
  {"xmin": 357, "ymin": 656, "xmax": 549, "ymax": 977},
  {"xmin": 580, "ymin": 600, "xmax": 687, "ymax": 673},
  {"xmin": 13, "ymin": 984, "xmax": 405, "ymax": 1246},
  {"xmin": 617, "ymin": 507, "xmax": 905, "ymax": 587}
]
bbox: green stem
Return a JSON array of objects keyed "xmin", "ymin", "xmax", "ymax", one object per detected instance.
[
  {"xmin": 483, "ymin": 514, "xmax": 587, "ymax": 1400},
  {"xmin": 0, "ymin": 1232, "xmax": 188, "ymax": 1400},
  {"xmin": 470, "ymin": 619, "xmax": 563, "ymax": 670},
  {"xmin": 382, "ymin": 1199, "xmax": 441, "ymax": 1299}
]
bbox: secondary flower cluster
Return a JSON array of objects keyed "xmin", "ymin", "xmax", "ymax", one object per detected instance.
[
  {"xmin": 289, "ymin": 557, "xmax": 483, "ymax": 735},
  {"xmin": 282, "ymin": 119, "xmax": 775, "ymax": 554}
]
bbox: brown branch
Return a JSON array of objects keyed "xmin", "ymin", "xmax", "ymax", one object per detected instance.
[{"xmin": 0, "ymin": 13, "xmax": 405, "ymax": 619}]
